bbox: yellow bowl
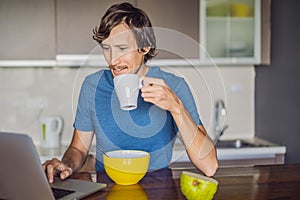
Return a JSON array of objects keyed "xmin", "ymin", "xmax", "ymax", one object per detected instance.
[{"xmin": 103, "ymin": 150, "xmax": 150, "ymax": 185}]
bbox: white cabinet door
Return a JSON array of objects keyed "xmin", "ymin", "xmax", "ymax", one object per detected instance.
[{"xmin": 200, "ymin": 0, "xmax": 262, "ymax": 65}]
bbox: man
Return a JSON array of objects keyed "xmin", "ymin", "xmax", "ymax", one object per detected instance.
[{"xmin": 43, "ymin": 3, "xmax": 218, "ymax": 183}]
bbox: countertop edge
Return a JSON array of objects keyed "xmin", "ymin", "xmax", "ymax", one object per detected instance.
[{"xmin": 171, "ymin": 143, "xmax": 286, "ymax": 162}]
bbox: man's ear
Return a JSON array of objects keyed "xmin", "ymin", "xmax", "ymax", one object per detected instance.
[{"xmin": 141, "ymin": 47, "xmax": 151, "ymax": 55}]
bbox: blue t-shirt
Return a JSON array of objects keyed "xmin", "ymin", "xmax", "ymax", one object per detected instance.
[{"xmin": 74, "ymin": 66, "xmax": 202, "ymax": 171}]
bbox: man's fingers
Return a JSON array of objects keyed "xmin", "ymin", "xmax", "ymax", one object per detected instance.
[
  {"xmin": 46, "ymin": 163, "xmax": 56, "ymax": 183},
  {"xmin": 60, "ymin": 167, "xmax": 73, "ymax": 180},
  {"xmin": 43, "ymin": 158, "xmax": 71, "ymax": 183},
  {"xmin": 42, "ymin": 160, "xmax": 49, "ymax": 170},
  {"xmin": 143, "ymin": 77, "xmax": 166, "ymax": 87}
]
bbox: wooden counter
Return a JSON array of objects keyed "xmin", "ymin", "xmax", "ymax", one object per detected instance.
[{"xmin": 70, "ymin": 163, "xmax": 300, "ymax": 199}]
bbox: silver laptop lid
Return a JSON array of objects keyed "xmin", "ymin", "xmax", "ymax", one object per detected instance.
[
  {"xmin": 0, "ymin": 132, "xmax": 106, "ymax": 200},
  {"xmin": 0, "ymin": 132, "xmax": 55, "ymax": 200}
]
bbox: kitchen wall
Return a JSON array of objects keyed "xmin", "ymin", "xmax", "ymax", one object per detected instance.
[
  {"xmin": 255, "ymin": 0, "xmax": 300, "ymax": 163},
  {"xmin": 0, "ymin": 65, "xmax": 255, "ymax": 145}
]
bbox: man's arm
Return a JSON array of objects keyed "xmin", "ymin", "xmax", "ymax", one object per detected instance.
[
  {"xmin": 171, "ymin": 105, "xmax": 218, "ymax": 176},
  {"xmin": 42, "ymin": 129, "xmax": 94, "ymax": 183},
  {"xmin": 141, "ymin": 77, "xmax": 218, "ymax": 176}
]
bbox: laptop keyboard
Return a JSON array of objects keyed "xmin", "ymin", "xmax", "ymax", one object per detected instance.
[{"xmin": 51, "ymin": 187, "xmax": 75, "ymax": 199}]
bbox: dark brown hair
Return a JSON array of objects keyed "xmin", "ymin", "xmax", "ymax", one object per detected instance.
[{"xmin": 93, "ymin": 2, "xmax": 157, "ymax": 63}]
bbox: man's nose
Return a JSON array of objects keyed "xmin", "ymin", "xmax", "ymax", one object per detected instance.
[{"xmin": 110, "ymin": 51, "xmax": 121, "ymax": 66}]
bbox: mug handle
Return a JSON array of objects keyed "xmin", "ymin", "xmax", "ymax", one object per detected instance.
[{"xmin": 139, "ymin": 77, "xmax": 144, "ymax": 89}]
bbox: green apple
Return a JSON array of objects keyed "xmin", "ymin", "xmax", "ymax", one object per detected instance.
[{"xmin": 180, "ymin": 171, "xmax": 218, "ymax": 200}]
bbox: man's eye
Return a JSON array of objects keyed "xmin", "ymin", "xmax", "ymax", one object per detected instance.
[
  {"xmin": 119, "ymin": 47, "xmax": 128, "ymax": 51},
  {"xmin": 102, "ymin": 46, "xmax": 110, "ymax": 51}
]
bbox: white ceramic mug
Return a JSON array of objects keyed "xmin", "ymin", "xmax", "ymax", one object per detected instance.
[
  {"xmin": 40, "ymin": 116, "xmax": 63, "ymax": 148},
  {"xmin": 113, "ymin": 74, "xmax": 143, "ymax": 110}
]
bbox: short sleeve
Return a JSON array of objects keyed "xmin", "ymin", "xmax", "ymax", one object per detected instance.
[{"xmin": 73, "ymin": 78, "xmax": 94, "ymax": 131}]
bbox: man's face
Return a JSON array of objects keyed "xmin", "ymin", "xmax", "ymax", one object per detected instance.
[{"xmin": 102, "ymin": 24, "xmax": 146, "ymax": 77}]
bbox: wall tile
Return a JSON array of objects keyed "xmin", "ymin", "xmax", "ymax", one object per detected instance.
[{"xmin": 0, "ymin": 65, "xmax": 254, "ymax": 146}]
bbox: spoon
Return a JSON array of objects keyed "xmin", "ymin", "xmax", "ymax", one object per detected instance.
[{"xmin": 98, "ymin": 147, "xmax": 109, "ymax": 157}]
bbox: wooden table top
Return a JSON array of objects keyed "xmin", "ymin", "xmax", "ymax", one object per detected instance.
[{"xmin": 70, "ymin": 163, "xmax": 300, "ymax": 199}]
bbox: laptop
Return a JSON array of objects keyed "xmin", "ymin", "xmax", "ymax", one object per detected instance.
[{"xmin": 0, "ymin": 132, "xmax": 106, "ymax": 200}]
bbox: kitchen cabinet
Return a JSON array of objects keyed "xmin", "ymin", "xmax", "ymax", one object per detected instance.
[
  {"xmin": 200, "ymin": 0, "xmax": 270, "ymax": 65},
  {"xmin": 260, "ymin": 0, "xmax": 271, "ymax": 64},
  {"xmin": 0, "ymin": 0, "xmax": 55, "ymax": 61},
  {"xmin": 0, "ymin": 0, "xmax": 270, "ymax": 66},
  {"xmin": 136, "ymin": 0, "xmax": 199, "ymax": 60},
  {"xmin": 56, "ymin": 0, "xmax": 199, "ymax": 64},
  {"xmin": 55, "ymin": 0, "xmax": 135, "ymax": 66},
  {"xmin": 139, "ymin": 0, "xmax": 269, "ymax": 65},
  {"xmin": 56, "ymin": 0, "xmax": 134, "ymax": 55},
  {"xmin": 201, "ymin": 0, "xmax": 264, "ymax": 65}
]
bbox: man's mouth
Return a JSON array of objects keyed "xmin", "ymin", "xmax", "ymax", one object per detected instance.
[{"xmin": 109, "ymin": 65, "xmax": 128, "ymax": 71}]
